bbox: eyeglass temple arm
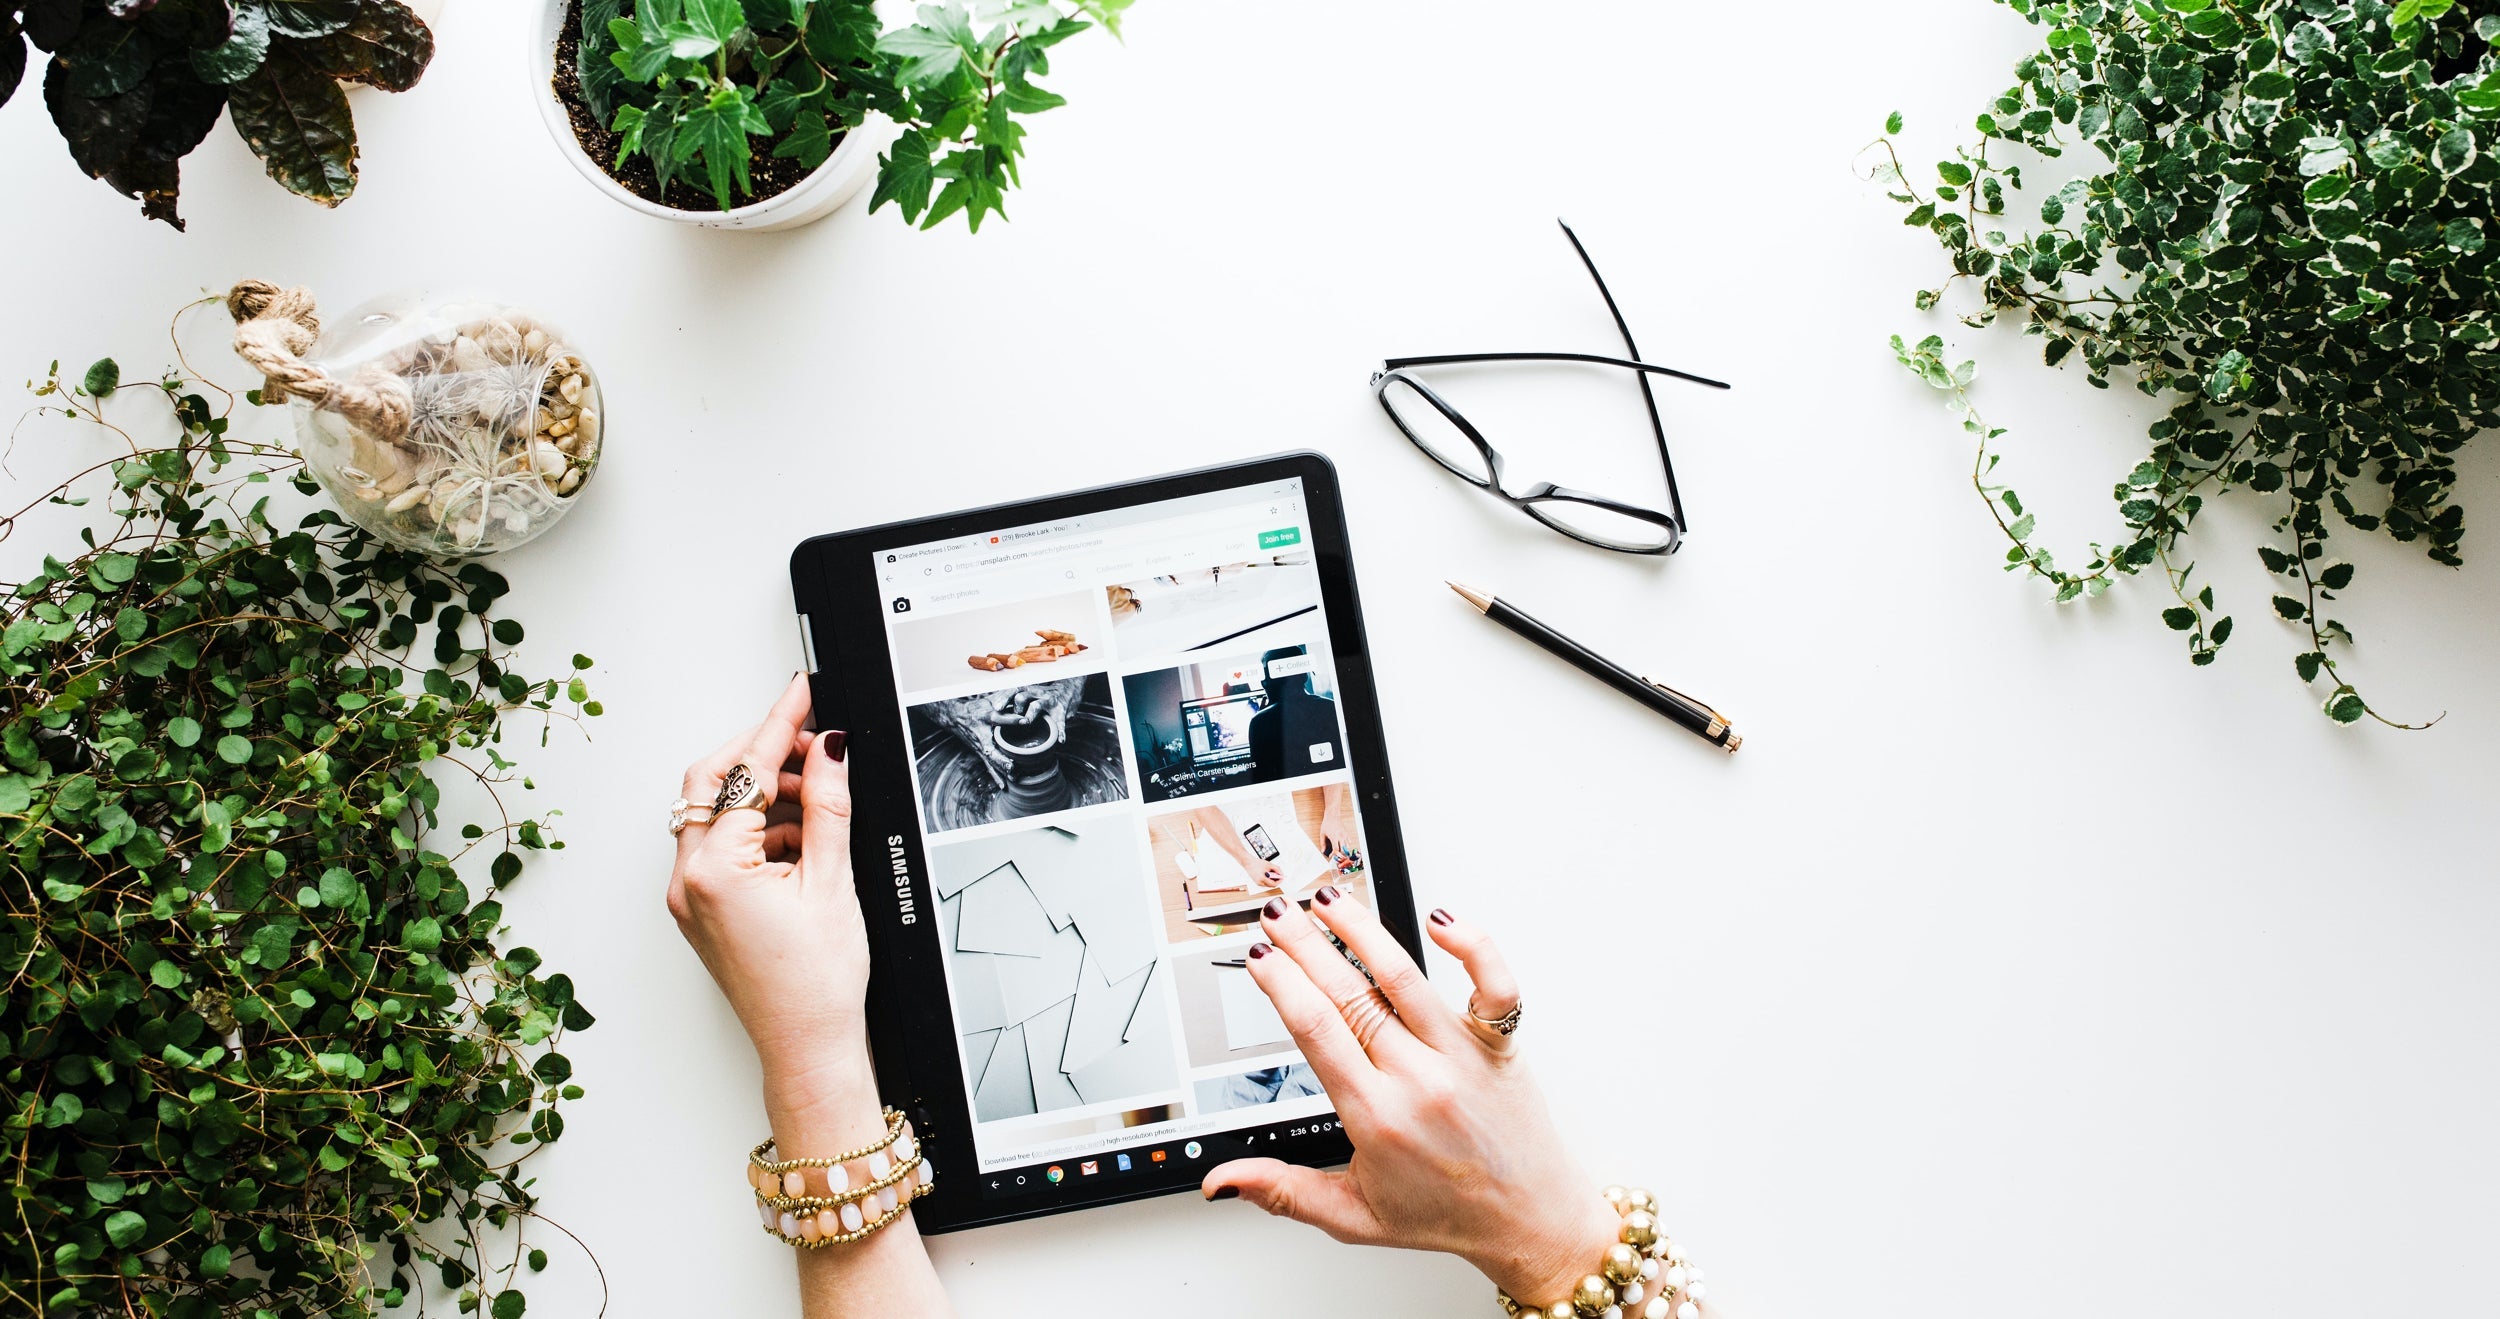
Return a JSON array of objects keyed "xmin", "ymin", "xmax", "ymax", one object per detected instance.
[
  {"xmin": 1379, "ymin": 350, "xmax": 1730, "ymax": 391},
  {"xmin": 1558, "ymin": 218, "xmax": 1684, "ymax": 531}
]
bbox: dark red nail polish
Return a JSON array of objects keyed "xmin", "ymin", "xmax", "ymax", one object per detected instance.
[
  {"xmin": 1429, "ymin": 908, "xmax": 1453, "ymax": 926},
  {"xmin": 1262, "ymin": 898, "xmax": 1285, "ymax": 920},
  {"xmin": 1209, "ymin": 1185, "xmax": 1240, "ymax": 1201},
  {"xmin": 1248, "ymin": 942, "xmax": 1272, "ymax": 960},
  {"xmin": 1315, "ymin": 884, "xmax": 1340, "ymax": 905},
  {"xmin": 821, "ymin": 730, "xmax": 847, "ymax": 761}
]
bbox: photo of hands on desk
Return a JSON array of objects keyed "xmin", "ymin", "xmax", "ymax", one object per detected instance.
[{"xmin": 1146, "ymin": 784, "xmax": 1365, "ymax": 942}]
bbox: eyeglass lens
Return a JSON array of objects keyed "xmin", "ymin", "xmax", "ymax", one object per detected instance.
[{"xmin": 1375, "ymin": 377, "xmax": 1494, "ymax": 484}]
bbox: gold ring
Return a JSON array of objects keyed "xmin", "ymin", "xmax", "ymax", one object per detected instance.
[
  {"xmin": 669, "ymin": 798, "xmax": 716, "ymax": 837},
  {"xmin": 1467, "ymin": 999, "xmax": 1522, "ymax": 1037},
  {"xmin": 1343, "ymin": 986, "xmax": 1398, "ymax": 1049},
  {"xmin": 712, "ymin": 763, "xmax": 769, "ymax": 816}
]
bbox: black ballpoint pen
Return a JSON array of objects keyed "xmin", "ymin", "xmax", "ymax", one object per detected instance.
[{"xmin": 1447, "ymin": 581, "xmax": 1741, "ymax": 753}]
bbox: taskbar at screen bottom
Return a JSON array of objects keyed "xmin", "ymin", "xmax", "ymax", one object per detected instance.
[{"xmin": 975, "ymin": 1115, "xmax": 1349, "ymax": 1202}]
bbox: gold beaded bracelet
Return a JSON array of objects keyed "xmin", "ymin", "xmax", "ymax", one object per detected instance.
[
  {"xmin": 1494, "ymin": 1185, "xmax": 1707, "ymax": 1319},
  {"xmin": 745, "ymin": 1107, "xmax": 936, "ymax": 1248}
]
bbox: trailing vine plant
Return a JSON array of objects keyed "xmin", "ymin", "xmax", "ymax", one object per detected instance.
[
  {"xmin": 1872, "ymin": 0, "xmax": 2500, "ymax": 725},
  {"xmin": 2, "ymin": 329, "xmax": 601, "ymax": 1317}
]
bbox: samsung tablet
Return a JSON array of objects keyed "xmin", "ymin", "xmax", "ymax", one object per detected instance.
[{"xmin": 789, "ymin": 452, "xmax": 1421, "ymax": 1232}]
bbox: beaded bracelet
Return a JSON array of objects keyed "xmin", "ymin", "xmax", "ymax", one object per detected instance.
[
  {"xmin": 745, "ymin": 1107, "xmax": 937, "ymax": 1247},
  {"xmin": 1494, "ymin": 1185, "xmax": 1707, "ymax": 1319}
]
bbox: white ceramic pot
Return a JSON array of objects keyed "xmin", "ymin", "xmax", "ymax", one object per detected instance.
[{"xmin": 531, "ymin": 0, "xmax": 896, "ymax": 231}]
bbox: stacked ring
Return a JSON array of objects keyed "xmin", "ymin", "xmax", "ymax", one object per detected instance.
[{"xmin": 667, "ymin": 798, "xmax": 714, "ymax": 837}]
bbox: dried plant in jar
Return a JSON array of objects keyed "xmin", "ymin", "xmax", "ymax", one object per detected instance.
[{"xmin": 227, "ymin": 281, "xmax": 605, "ymax": 557}]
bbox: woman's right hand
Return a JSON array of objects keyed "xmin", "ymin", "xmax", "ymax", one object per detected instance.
[{"xmin": 1200, "ymin": 893, "xmax": 1625, "ymax": 1309}]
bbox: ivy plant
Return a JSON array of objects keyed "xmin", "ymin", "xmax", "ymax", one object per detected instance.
[
  {"xmin": 1874, "ymin": 0, "xmax": 2498, "ymax": 725},
  {"xmin": 580, "ymin": 0, "xmax": 1129, "ymax": 226},
  {"xmin": 2, "ymin": 347, "xmax": 598, "ymax": 1317},
  {"xmin": 2, "ymin": 0, "xmax": 435, "ymax": 230}
]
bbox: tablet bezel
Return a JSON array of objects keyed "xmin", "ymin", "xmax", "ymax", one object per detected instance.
[{"xmin": 788, "ymin": 451, "xmax": 1420, "ymax": 1233}]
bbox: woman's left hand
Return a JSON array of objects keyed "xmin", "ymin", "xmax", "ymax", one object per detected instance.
[{"xmin": 667, "ymin": 675, "xmax": 876, "ymax": 1118}]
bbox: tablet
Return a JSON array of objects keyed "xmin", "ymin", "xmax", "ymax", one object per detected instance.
[{"xmin": 789, "ymin": 452, "xmax": 1421, "ymax": 1232}]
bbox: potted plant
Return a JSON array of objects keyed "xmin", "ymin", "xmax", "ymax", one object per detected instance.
[
  {"xmin": 534, "ymin": 0, "xmax": 1128, "ymax": 231},
  {"xmin": 1874, "ymin": 0, "xmax": 2499, "ymax": 726},
  {"xmin": 2, "ymin": 0, "xmax": 434, "ymax": 229}
]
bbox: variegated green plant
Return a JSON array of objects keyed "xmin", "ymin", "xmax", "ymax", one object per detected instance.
[{"xmin": 1876, "ymin": 0, "xmax": 2497, "ymax": 725}]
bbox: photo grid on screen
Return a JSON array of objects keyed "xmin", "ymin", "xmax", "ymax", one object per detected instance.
[{"xmin": 873, "ymin": 479, "xmax": 1377, "ymax": 1173}]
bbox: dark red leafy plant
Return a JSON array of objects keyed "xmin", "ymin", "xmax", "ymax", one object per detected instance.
[{"xmin": 3, "ymin": 0, "xmax": 433, "ymax": 229}]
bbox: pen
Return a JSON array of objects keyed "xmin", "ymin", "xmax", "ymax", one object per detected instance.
[{"xmin": 1447, "ymin": 581, "xmax": 1741, "ymax": 754}]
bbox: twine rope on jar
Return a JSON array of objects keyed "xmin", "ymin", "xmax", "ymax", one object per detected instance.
[{"xmin": 224, "ymin": 279, "xmax": 414, "ymax": 443}]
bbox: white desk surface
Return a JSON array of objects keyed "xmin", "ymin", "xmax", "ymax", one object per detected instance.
[{"xmin": 6, "ymin": 2, "xmax": 2497, "ymax": 1316}]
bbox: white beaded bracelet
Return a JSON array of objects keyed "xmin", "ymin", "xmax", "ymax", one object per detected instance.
[
  {"xmin": 744, "ymin": 1108, "xmax": 936, "ymax": 1248},
  {"xmin": 1494, "ymin": 1185, "xmax": 1707, "ymax": 1319}
]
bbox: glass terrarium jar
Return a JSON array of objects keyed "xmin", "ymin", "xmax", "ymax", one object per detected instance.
[{"xmin": 290, "ymin": 294, "xmax": 603, "ymax": 556}]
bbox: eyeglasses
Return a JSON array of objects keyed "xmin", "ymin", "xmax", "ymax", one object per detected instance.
[{"xmin": 1370, "ymin": 220, "xmax": 1729, "ymax": 555}]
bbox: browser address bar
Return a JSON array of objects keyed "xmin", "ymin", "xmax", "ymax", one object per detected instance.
[{"xmin": 942, "ymin": 504, "xmax": 1281, "ymax": 580}]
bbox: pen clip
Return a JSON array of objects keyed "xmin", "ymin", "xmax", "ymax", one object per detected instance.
[{"xmin": 1642, "ymin": 676, "xmax": 1729, "ymax": 739}]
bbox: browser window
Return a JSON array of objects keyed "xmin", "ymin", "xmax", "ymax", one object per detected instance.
[{"xmin": 871, "ymin": 477, "xmax": 1370, "ymax": 1181}]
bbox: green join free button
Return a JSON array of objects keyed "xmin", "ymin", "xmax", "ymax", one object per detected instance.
[{"xmin": 1258, "ymin": 527, "xmax": 1303, "ymax": 550}]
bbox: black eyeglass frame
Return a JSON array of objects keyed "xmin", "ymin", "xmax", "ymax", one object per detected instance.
[{"xmin": 1369, "ymin": 220, "xmax": 1729, "ymax": 556}]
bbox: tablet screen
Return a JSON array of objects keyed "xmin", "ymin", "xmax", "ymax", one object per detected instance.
[{"xmin": 868, "ymin": 475, "xmax": 1369, "ymax": 1193}]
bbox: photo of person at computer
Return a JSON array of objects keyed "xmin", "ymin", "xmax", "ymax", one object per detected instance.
[{"xmin": 1121, "ymin": 644, "xmax": 1346, "ymax": 804}]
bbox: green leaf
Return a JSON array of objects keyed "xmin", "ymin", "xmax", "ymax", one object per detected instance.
[
  {"xmin": 682, "ymin": 0, "xmax": 744, "ymax": 45},
  {"xmin": 2324, "ymin": 690, "xmax": 2367, "ymax": 723},
  {"xmin": 405, "ymin": 916, "xmax": 442, "ymax": 951},
  {"xmin": 1, "ymin": 14, "xmax": 24, "ymax": 109},
  {"xmin": 63, "ymin": 20, "xmax": 160, "ymax": 99},
  {"xmin": 492, "ymin": 1290, "xmax": 527, "ymax": 1319},
  {"xmin": 2272, "ymin": 595, "xmax": 2307, "ymax": 621},
  {"xmin": 216, "ymin": 734, "xmax": 254, "ymax": 765},
  {"xmin": 2162, "ymin": 607, "xmax": 2197, "ymax": 630},
  {"xmin": 193, "ymin": 2, "xmax": 274, "ymax": 83},
  {"xmin": 318, "ymin": 867, "xmax": 358, "ymax": 906},
  {"xmin": 83, "ymin": 358, "xmax": 120, "ymax": 396},
  {"xmin": 673, "ymin": 84, "xmax": 768, "ymax": 208},
  {"xmin": 2182, "ymin": 9, "xmax": 2237, "ymax": 38},
  {"xmin": 1886, "ymin": 110, "xmax": 1904, "ymax": 134},
  {"xmin": 200, "ymin": 1244, "xmax": 233, "ymax": 1279},
  {"xmin": 2285, "ymin": 20, "xmax": 2333, "ymax": 64},
  {"xmin": 226, "ymin": 49, "xmax": 359, "ymax": 204},
  {"xmin": 262, "ymin": 0, "xmax": 358, "ymax": 39},
  {"xmin": 877, "ymin": 8, "xmax": 972, "ymax": 87},
  {"xmin": 870, "ymin": 127, "xmax": 937, "ymax": 221},
  {"xmin": 2432, "ymin": 125, "xmax": 2476, "ymax": 176},
  {"xmin": 167, "ymin": 716, "xmax": 201, "ymax": 747},
  {"xmin": 299, "ymin": 0, "xmax": 435, "ymax": 94},
  {"xmin": 772, "ymin": 109, "xmax": 836, "ymax": 169},
  {"xmin": 104, "ymin": 1210, "xmax": 147, "ymax": 1248},
  {"xmin": 150, "ymin": 959, "xmax": 184, "ymax": 988}
]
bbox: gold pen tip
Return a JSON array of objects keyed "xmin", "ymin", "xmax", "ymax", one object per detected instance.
[{"xmin": 1445, "ymin": 581, "xmax": 1493, "ymax": 613}]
